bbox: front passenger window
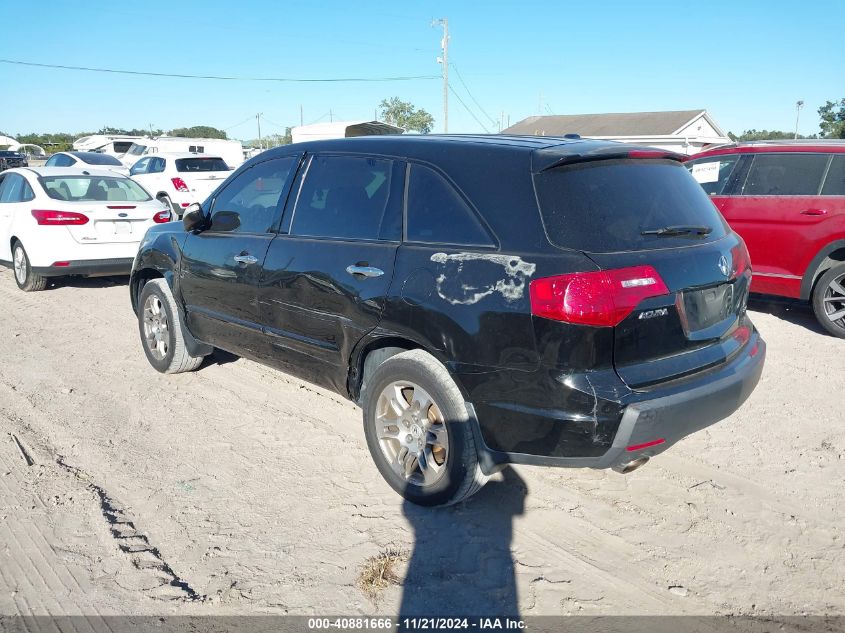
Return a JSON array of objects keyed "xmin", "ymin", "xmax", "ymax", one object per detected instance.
[{"xmin": 209, "ymin": 157, "xmax": 296, "ymax": 233}]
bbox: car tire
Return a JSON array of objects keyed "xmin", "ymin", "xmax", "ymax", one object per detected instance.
[
  {"xmin": 138, "ymin": 279, "xmax": 204, "ymax": 373},
  {"xmin": 157, "ymin": 194, "xmax": 177, "ymax": 220},
  {"xmin": 12, "ymin": 241, "xmax": 47, "ymax": 292},
  {"xmin": 362, "ymin": 349, "xmax": 489, "ymax": 507},
  {"xmin": 812, "ymin": 263, "xmax": 845, "ymax": 338}
]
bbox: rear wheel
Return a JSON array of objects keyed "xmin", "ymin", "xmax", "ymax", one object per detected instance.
[
  {"xmin": 362, "ymin": 349, "xmax": 488, "ymax": 506},
  {"xmin": 812, "ymin": 263, "xmax": 845, "ymax": 338},
  {"xmin": 138, "ymin": 279, "xmax": 203, "ymax": 373},
  {"xmin": 12, "ymin": 241, "xmax": 47, "ymax": 292}
]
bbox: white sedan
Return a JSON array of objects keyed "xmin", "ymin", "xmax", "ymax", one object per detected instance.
[
  {"xmin": 128, "ymin": 153, "xmax": 231, "ymax": 218},
  {"xmin": 0, "ymin": 167, "xmax": 170, "ymax": 291},
  {"xmin": 45, "ymin": 151, "xmax": 130, "ymax": 176}
]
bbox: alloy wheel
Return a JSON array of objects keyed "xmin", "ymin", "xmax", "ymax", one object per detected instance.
[
  {"xmin": 13, "ymin": 247, "xmax": 26, "ymax": 284},
  {"xmin": 822, "ymin": 273, "xmax": 845, "ymax": 326},
  {"xmin": 142, "ymin": 294, "xmax": 170, "ymax": 360},
  {"xmin": 374, "ymin": 381, "xmax": 449, "ymax": 487}
]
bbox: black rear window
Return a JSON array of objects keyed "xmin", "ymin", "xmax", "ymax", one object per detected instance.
[
  {"xmin": 534, "ymin": 159, "xmax": 729, "ymax": 253},
  {"xmin": 78, "ymin": 153, "xmax": 123, "ymax": 166},
  {"xmin": 175, "ymin": 157, "xmax": 230, "ymax": 172}
]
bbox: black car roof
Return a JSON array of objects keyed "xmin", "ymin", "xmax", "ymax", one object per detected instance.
[{"xmin": 258, "ymin": 134, "xmax": 669, "ymax": 173}]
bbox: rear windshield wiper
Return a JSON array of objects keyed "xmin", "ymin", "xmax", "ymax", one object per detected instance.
[{"xmin": 640, "ymin": 225, "xmax": 713, "ymax": 237}]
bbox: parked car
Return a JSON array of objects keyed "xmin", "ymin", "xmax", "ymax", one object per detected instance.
[
  {"xmin": 130, "ymin": 136, "xmax": 765, "ymax": 506},
  {"xmin": 0, "ymin": 150, "xmax": 28, "ymax": 170},
  {"xmin": 0, "ymin": 167, "xmax": 170, "ymax": 291},
  {"xmin": 45, "ymin": 151, "xmax": 129, "ymax": 176},
  {"xmin": 128, "ymin": 153, "xmax": 232, "ymax": 218},
  {"xmin": 685, "ymin": 141, "xmax": 845, "ymax": 337},
  {"xmin": 120, "ymin": 137, "xmax": 244, "ymax": 169}
]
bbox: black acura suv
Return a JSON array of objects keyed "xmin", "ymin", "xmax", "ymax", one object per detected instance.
[{"xmin": 130, "ymin": 135, "xmax": 765, "ymax": 506}]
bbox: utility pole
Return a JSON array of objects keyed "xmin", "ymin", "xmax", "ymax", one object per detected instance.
[
  {"xmin": 256, "ymin": 113, "xmax": 263, "ymax": 149},
  {"xmin": 300, "ymin": 105, "xmax": 303, "ymax": 127},
  {"xmin": 148, "ymin": 123, "xmax": 154, "ymax": 137},
  {"xmin": 433, "ymin": 18, "xmax": 449, "ymax": 133},
  {"xmin": 330, "ymin": 109, "xmax": 333, "ymax": 123},
  {"xmin": 794, "ymin": 100, "xmax": 804, "ymax": 139}
]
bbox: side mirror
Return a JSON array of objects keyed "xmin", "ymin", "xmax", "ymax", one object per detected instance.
[{"xmin": 182, "ymin": 204, "xmax": 206, "ymax": 232}]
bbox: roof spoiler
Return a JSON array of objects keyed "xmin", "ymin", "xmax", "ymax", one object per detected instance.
[{"xmin": 534, "ymin": 144, "xmax": 687, "ymax": 172}]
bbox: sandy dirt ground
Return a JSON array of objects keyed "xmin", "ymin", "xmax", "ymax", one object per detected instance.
[{"xmin": 0, "ymin": 270, "xmax": 843, "ymax": 619}]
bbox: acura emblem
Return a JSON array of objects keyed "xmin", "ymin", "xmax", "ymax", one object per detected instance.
[{"xmin": 718, "ymin": 255, "xmax": 730, "ymax": 278}]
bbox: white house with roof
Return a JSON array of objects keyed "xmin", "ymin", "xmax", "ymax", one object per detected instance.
[{"xmin": 502, "ymin": 109, "xmax": 730, "ymax": 155}]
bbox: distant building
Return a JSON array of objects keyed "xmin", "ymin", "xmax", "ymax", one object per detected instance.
[
  {"xmin": 502, "ymin": 109, "xmax": 729, "ymax": 155},
  {"xmin": 290, "ymin": 120, "xmax": 403, "ymax": 144}
]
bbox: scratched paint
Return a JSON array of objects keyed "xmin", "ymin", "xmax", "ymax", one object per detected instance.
[{"xmin": 429, "ymin": 252, "xmax": 537, "ymax": 305}]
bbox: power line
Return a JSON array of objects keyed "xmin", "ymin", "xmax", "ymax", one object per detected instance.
[
  {"xmin": 449, "ymin": 63, "xmax": 497, "ymax": 127},
  {"xmin": 0, "ymin": 58, "xmax": 439, "ymax": 83},
  {"xmin": 448, "ymin": 84, "xmax": 490, "ymax": 133},
  {"xmin": 224, "ymin": 115, "xmax": 256, "ymax": 131}
]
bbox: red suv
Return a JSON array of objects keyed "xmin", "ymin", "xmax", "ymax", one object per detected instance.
[{"xmin": 685, "ymin": 141, "xmax": 845, "ymax": 337}]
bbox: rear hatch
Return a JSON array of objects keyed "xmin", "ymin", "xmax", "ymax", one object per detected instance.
[
  {"xmin": 532, "ymin": 148, "xmax": 753, "ymax": 388},
  {"xmin": 174, "ymin": 156, "xmax": 231, "ymax": 199},
  {"xmin": 38, "ymin": 174, "xmax": 163, "ymax": 244}
]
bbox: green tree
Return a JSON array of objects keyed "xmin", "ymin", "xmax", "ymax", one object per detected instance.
[
  {"xmin": 168, "ymin": 125, "xmax": 228, "ymax": 139},
  {"xmin": 728, "ymin": 129, "xmax": 799, "ymax": 142},
  {"xmin": 378, "ymin": 97, "xmax": 434, "ymax": 134},
  {"xmin": 818, "ymin": 99, "xmax": 845, "ymax": 138},
  {"xmin": 246, "ymin": 130, "xmax": 291, "ymax": 149}
]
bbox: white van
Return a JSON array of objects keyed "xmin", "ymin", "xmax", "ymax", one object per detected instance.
[
  {"xmin": 72, "ymin": 135, "xmax": 147, "ymax": 157},
  {"xmin": 121, "ymin": 137, "xmax": 244, "ymax": 169}
]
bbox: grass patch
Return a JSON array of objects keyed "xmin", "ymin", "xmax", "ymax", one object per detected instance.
[{"xmin": 356, "ymin": 547, "xmax": 407, "ymax": 602}]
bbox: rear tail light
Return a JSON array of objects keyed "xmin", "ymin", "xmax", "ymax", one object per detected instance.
[
  {"xmin": 171, "ymin": 177, "xmax": 189, "ymax": 192},
  {"xmin": 31, "ymin": 210, "xmax": 89, "ymax": 225},
  {"xmin": 529, "ymin": 265, "xmax": 670, "ymax": 327},
  {"xmin": 153, "ymin": 210, "xmax": 171, "ymax": 223},
  {"xmin": 731, "ymin": 242, "xmax": 751, "ymax": 278},
  {"xmin": 51, "ymin": 261, "xmax": 70, "ymax": 267}
]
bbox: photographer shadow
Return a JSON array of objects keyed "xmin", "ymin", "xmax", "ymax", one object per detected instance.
[{"xmin": 398, "ymin": 467, "xmax": 527, "ymax": 620}]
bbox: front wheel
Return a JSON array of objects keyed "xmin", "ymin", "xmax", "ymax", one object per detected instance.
[
  {"xmin": 812, "ymin": 263, "xmax": 845, "ymax": 338},
  {"xmin": 138, "ymin": 279, "xmax": 204, "ymax": 373},
  {"xmin": 362, "ymin": 349, "xmax": 488, "ymax": 506},
  {"xmin": 12, "ymin": 241, "xmax": 47, "ymax": 292}
]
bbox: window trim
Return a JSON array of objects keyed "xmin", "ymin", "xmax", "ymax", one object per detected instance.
[
  {"xmin": 402, "ymin": 160, "xmax": 498, "ymax": 249},
  {"xmin": 204, "ymin": 153, "xmax": 302, "ymax": 236},
  {"xmin": 283, "ymin": 152, "xmax": 404, "ymax": 244}
]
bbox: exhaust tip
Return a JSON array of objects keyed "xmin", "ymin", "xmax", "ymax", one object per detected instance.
[{"xmin": 613, "ymin": 456, "xmax": 649, "ymax": 474}]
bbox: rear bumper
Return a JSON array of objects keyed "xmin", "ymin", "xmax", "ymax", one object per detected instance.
[
  {"xmin": 469, "ymin": 334, "xmax": 766, "ymax": 474},
  {"xmin": 31, "ymin": 258, "xmax": 135, "ymax": 277}
]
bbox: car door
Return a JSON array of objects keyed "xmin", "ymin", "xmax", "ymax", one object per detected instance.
[
  {"xmin": 0, "ymin": 174, "xmax": 17, "ymax": 262},
  {"xmin": 718, "ymin": 152, "xmax": 830, "ymax": 297},
  {"xmin": 0, "ymin": 174, "xmax": 35, "ymax": 262},
  {"xmin": 256, "ymin": 153, "xmax": 404, "ymax": 392},
  {"xmin": 179, "ymin": 155, "xmax": 300, "ymax": 355}
]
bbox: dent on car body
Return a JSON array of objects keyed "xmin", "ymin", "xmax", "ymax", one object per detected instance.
[{"xmin": 429, "ymin": 252, "xmax": 536, "ymax": 305}]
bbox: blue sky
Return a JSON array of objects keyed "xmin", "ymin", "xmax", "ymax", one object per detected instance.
[{"xmin": 1, "ymin": 0, "xmax": 840, "ymax": 139}]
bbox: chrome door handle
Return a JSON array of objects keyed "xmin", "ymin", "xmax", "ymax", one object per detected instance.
[
  {"xmin": 346, "ymin": 265, "xmax": 384, "ymax": 278},
  {"xmin": 234, "ymin": 254, "xmax": 258, "ymax": 264}
]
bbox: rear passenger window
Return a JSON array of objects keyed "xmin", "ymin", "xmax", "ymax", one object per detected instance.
[
  {"xmin": 291, "ymin": 155, "xmax": 400, "ymax": 241},
  {"xmin": 405, "ymin": 164, "xmax": 493, "ymax": 246},
  {"xmin": 742, "ymin": 154, "xmax": 828, "ymax": 196},
  {"xmin": 821, "ymin": 155, "xmax": 845, "ymax": 195}
]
